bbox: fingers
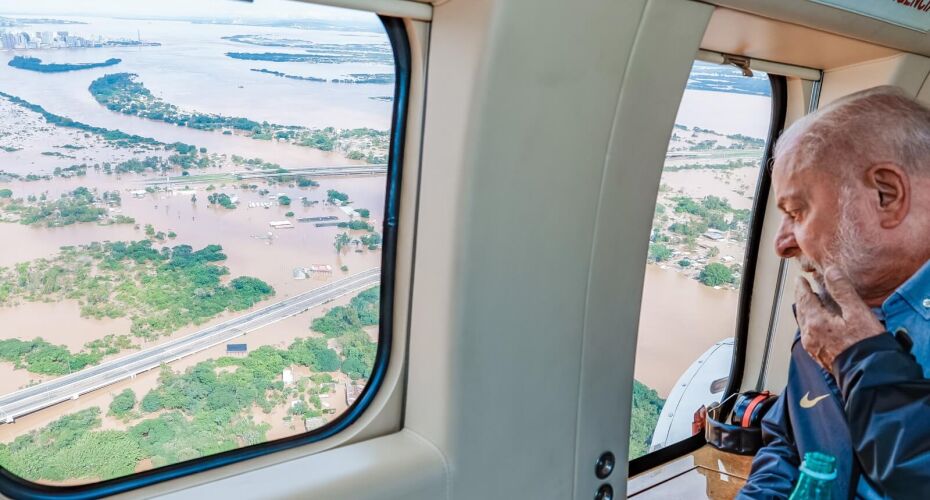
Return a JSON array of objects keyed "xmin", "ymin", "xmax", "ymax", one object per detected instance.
[
  {"xmin": 794, "ymin": 275, "xmax": 824, "ymax": 317},
  {"xmin": 798, "ymin": 328, "xmax": 828, "ymax": 371},
  {"xmin": 823, "ymin": 266, "xmax": 866, "ymax": 318}
]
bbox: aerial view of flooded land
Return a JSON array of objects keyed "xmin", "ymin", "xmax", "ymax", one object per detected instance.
[
  {"xmin": 630, "ymin": 63, "xmax": 773, "ymax": 459},
  {"xmin": 0, "ymin": 3, "xmax": 394, "ymax": 484}
]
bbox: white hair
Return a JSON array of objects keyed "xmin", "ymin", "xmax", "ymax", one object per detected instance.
[{"xmin": 774, "ymin": 86, "xmax": 930, "ymax": 179}]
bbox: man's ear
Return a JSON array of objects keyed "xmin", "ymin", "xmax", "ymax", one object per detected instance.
[{"xmin": 865, "ymin": 163, "xmax": 909, "ymax": 229}]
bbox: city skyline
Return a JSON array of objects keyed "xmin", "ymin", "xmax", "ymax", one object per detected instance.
[{"xmin": 0, "ymin": 0, "xmax": 377, "ymax": 24}]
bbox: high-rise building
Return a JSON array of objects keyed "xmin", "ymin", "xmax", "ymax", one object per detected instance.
[{"xmin": 0, "ymin": 32, "xmax": 15, "ymax": 50}]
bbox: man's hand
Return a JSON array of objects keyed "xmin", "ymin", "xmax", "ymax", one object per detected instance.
[{"xmin": 795, "ymin": 267, "xmax": 885, "ymax": 371}]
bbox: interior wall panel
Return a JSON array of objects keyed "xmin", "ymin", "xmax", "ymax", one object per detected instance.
[{"xmin": 572, "ymin": 1, "xmax": 713, "ymax": 497}]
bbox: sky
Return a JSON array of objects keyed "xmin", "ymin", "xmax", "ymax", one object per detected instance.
[{"xmin": 0, "ymin": 0, "xmax": 377, "ymax": 23}]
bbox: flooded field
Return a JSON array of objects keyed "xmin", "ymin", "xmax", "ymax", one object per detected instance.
[{"xmin": 0, "ymin": 3, "xmax": 391, "ymax": 484}]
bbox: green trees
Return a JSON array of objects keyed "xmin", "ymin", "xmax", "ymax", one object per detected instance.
[
  {"xmin": 648, "ymin": 243, "xmax": 673, "ymax": 263},
  {"xmin": 4, "ymin": 187, "xmax": 107, "ymax": 227},
  {"xmin": 0, "ymin": 189, "xmax": 11, "ymax": 198},
  {"xmin": 677, "ymin": 259, "xmax": 691, "ymax": 268},
  {"xmin": 301, "ymin": 131, "xmax": 335, "ymax": 151},
  {"xmin": 0, "ymin": 242, "xmax": 275, "ymax": 355},
  {"xmin": 0, "ymin": 338, "xmax": 103, "ymax": 375},
  {"xmin": 207, "ymin": 192, "xmax": 236, "ymax": 209},
  {"xmin": 673, "ymin": 196, "xmax": 707, "ymax": 217},
  {"xmin": 629, "ymin": 380, "xmax": 665, "ymax": 460},
  {"xmin": 360, "ymin": 233, "xmax": 382, "ymax": 250},
  {"xmin": 699, "ymin": 263, "xmax": 734, "ymax": 287},
  {"xmin": 0, "ymin": 90, "xmax": 162, "ymax": 150},
  {"xmin": 140, "ymin": 392, "xmax": 162, "ymax": 413},
  {"xmin": 90, "ymin": 73, "xmax": 262, "ymax": 133},
  {"xmin": 334, "ymin": 232, "xmax": 351, "ymax": 252},
  {"xmin": 354, "ymin": 208, "xmax": 370, "ymax": 218},
  {"xmin": 311, "ymin": 287, "xmax": 380, "ymax": 338},
  {"xmin": 701, "ymin": 195, "xmax": 731, "ymax": 211},
  {"xmin": 339, "ymin": 331, "xmax": 377, "ymax": 380},
  {"xmin": 87, "ymin": 74, "xmax": 387, "ymax": 159},
  {"xmin": 0, "ymin": 402, "xmax": 269, "ymax": 483},
  {"xmin": 0, "ymin": 408, "xmax": 145, "ymax": 482},
  {"xmin": 109, "ymin": 389, "xmax": 136, "ymax": 417},
  {"xmin": 288, "ymin": 338, "xmax": 341, "ymax": 372},
  {"xmin": 9, "ymin": 55, "xmax": 122, "ymax": 73},
  {"xmin": 705, "ymin": 211, "xmax": 729, "ymax": 231},
  {"xmin": 326, "ymin": 189, "xmax": 349, "ymax": 204},
  {"xmin": 669, "ymin": 220, "xmax": 708, "ymax": 237},
  {"xmin": 337, "ymin": 220, "xmax": 374, "ymax": 231},
  {"xmin": 278, "ymin": 195, "xmax": 291, "ymax": 206}
]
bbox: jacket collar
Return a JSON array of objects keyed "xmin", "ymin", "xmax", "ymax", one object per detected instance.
[{"xmin": 883, "ymin": 258, "xmax": 930, "ymax": 321}]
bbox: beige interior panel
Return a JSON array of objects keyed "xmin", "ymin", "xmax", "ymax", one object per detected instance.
[
  {"xmin": 403, "ymin": 0, "xmax": 723, "ymax": 497},
  {"xmin": 820, "ymin": 53, "xmax": 930, "ymax": 104},
  {"xmin": 291, "ymin": 0, "xmax": 433, "ymax": 20},
  {"xmin": 406, "ymin": 0, "xmax": 650, "ymax": 496},
  {"xmin": 155, "ymin": 431, "xmax": 447, "ymax": 500},
  {"xmin": 701, "ymin": 8, "xmax": 899, "ymax": 71},
  {"xmin": 573, "ymin": 2, "xmax": 712, "ymax": 497},
  {"xmin": 706, "ymin": 0, "xmax": 930, "ymax": 58}
]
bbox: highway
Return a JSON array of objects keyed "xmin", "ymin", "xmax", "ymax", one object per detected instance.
[
  {"xmin": 141, "ymin": 164, "xmax": 387, "ymax": 187},
  {"xmin": 664, "ymin": 148, "xmax": 764, "ymax": 160},
  {"xmin": 0, "ymin": 268, "xmax": 381, "ymax": 423}
]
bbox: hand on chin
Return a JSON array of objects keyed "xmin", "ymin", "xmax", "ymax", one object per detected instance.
[{"xmin": 795, "ymin": 267, "xmax": 884, "ymax": 371}]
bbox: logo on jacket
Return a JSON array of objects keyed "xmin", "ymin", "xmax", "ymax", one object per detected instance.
[{"xmin": 799, "ymin": 392, "xmax": 829, "ymax": 409}]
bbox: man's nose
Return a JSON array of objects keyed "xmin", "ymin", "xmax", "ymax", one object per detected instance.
[{"xmin": 774, "ymin": 219, "xmax": 799, "ymax": 258}]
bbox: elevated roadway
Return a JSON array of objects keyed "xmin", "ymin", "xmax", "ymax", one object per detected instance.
[{"xmin": 0, "ymin": 268, "xmax": 381, "ymax": 423}]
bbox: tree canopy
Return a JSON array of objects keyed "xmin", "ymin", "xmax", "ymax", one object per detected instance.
[{"xmin": 699, "ymin": 263, "xmax": 734, "ymax": 286}]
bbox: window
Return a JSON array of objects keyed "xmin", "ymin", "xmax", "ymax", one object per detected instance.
[
  {"xmin": 629, "ymin": 61, "xmax": 774, "ymax": 460},
  {"xmin": 0, "ymin": 0, "xmax": 405, "ymax": 492}
]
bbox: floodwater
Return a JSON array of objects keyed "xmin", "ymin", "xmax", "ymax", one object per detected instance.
[
  {"xmin": 635, "ymin": 266, "xmax": 738, "ymax": 398},
  {"xmin": 634, "ymin": 86, "xmax": 772, "ymax": 398},
  {"xmin": 0, "ymin": 8, "xmax": 390, "ymax": 464},
  {"xmin": 674, "ymin": 90, "xmax": 772, "ymax": 139}
]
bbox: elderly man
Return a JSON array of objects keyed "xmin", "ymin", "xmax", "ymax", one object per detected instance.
[{"xmin": 738, "ymin": 86, "xmax": 930, "ymax": 499}]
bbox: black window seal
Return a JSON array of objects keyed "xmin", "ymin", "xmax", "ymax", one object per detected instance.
[
  {"xmin": 0, "ymin": 14, "xmax": 411, "ymax": 500},
  {"xmin": 628, "ymin": 70, "xmax": 788, "ymax": 478}
]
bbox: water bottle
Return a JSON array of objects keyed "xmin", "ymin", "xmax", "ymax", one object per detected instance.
[{"xmin": 789, "ymin": 451, "xmax": 836, "ymax": 500}]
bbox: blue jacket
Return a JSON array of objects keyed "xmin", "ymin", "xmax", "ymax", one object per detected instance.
[{"xmin": 739, "ymin": 330, "xmax": 930, "ymax": 499}]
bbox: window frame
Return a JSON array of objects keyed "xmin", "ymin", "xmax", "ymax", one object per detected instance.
[
  {"xmin": 628, "ymin": 70, "xmax": 788, "ymax": 476},
  {"xmin": 0, "ymin": 13, "xmax": 412, "ymax": 500}
]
